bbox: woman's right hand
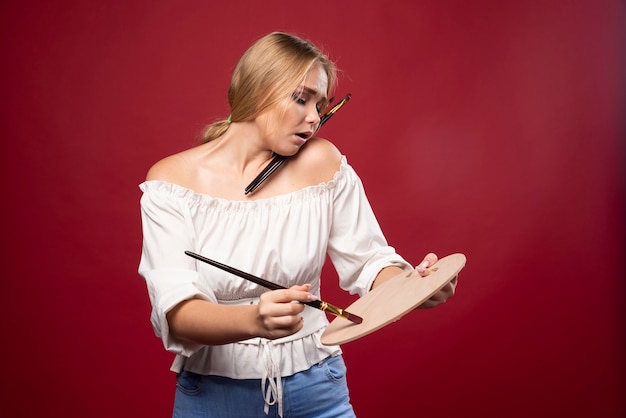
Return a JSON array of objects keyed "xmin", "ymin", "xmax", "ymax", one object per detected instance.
[{"xmin": 254, "ymin": 284, "xmax": 316, "ymax": 340}]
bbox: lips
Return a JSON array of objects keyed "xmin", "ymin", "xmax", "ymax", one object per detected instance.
[{"xmin": 295, "ymin": 132, "xmax": 311, "ymax": 141}]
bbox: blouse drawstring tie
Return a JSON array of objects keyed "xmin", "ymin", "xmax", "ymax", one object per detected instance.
[{"xmin": 261, "ymin": 340, "xmax": 284, "ymax": 417}]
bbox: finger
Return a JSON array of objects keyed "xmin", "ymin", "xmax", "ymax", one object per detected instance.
[
  {"xmin": 258, "ymin": 287, "xmax": 313, "ymax": 319},
  {"xmin": 416, "ymin": 253, "xmax": 438, "ymax": 276},
  {"xmin": 449, "ymin": 275, "xmax": 458, "ymax": 289},
  {"xmin": 424, "ymin": 280, "xmax": 457, "ymax": 304},
  {"xmin": 419, "ymin": 292, "xmax": 447, "ymax": 309},
  {"xmin": 263, "ymin": 285, "xmax": 316, "ymax": 304},
  {"xmin": 417, "ymin": 275, "xmax": 458, "ymax": 310},
  {"xmin": 290, "ymin": 283, "xmax": 313, "ymax": 294},
  {"xmin": 419, "ymin": 299, "xmax": 438, "ymax": 309},
  {"xmin": 259, "ymin": 297, "xmax": 306, "ymax": 317},
  {"xmin": 285, "ymin": 285, "xmax": 318, "ymax": 303},
  {"xmin": 433, "ymin": 285, "xmax": 453, "ymax": 301}
]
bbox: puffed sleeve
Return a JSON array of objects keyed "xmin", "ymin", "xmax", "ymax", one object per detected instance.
[
  {"xmin": 327, "ymin": 161, "xmax": 412, "ymax": 296},
  {"xmin": 138, "ymin": 182, "xmax": 217, "ymax": 357}
]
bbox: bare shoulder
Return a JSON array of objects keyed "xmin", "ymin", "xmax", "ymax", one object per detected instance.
[
  {"xmin": 290, "ymin": 137, "xmax": 342, "ymax": 181},
  {"xmin": 145, "ymin": 149, "xmax": 195, "ymax": 183}
]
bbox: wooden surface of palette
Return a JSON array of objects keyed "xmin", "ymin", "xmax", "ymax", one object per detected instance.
[{"xmin": 321, "ymin": 253, "xmax": 466, "ymax": 345}]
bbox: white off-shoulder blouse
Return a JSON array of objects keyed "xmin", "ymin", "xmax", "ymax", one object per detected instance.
[{"xmin": 138, "ymin": 156, "xmax": 411, "ymax": 380}]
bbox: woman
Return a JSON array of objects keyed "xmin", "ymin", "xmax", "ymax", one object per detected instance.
[{"xmin": 138, "ymin": 32, "xmax": 457, "ymax": 418}]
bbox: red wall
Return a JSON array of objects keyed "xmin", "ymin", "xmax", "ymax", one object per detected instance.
[{"xmin": 1, "ymin": 1, "xmax": 624, "ymax": 417}]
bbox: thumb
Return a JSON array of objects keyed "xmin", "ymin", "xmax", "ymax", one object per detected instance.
[{"xmin": 416, "ymin": 253, "xmax": 438, "ymax": 275}]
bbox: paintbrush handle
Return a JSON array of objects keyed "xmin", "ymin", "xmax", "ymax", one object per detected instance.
[
  {"xmin": 243, "ymin": 93, "xmax": 351, "ymax": 195},
  {"xmin": 185, "ymin": 250, "xmax": 282, "ymax": 290},
  {"xmin": 184, "ymin": 250, "xmax": 362, "ymax": 324},
  {"xmin": 244, "ymin": 155, "xmax": 287, "ymax": 195}
]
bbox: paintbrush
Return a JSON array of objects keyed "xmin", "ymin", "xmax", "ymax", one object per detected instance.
[
  {"xmin": 185, "ymin": 250, "xmax": 362, "ymax": 324},
  {"xmin": 244, "ymin": 93, "xmax": 352, "ymax": 195}
]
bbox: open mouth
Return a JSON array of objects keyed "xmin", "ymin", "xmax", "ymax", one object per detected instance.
[{"xmin": 295, "ymin": 133, "xmax": 310, "ymax": 140}]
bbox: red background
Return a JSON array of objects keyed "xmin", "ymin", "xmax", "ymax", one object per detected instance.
[{"xmin": 1, "ymin": 1, "xmax": 624, "ymax": 417}]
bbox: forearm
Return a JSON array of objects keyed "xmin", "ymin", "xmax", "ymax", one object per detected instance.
[
  {"xmin": 166, "ymin": 298, "xmax": 259, "ymax": 346},
  {"xmin": 371, "ymin": 265, "xmax": 406, "ymax": 290}
]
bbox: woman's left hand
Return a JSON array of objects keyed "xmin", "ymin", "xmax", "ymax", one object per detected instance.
[{"xmin": 415, "ymin": 253, "xmax": 458, "ymax": 309}]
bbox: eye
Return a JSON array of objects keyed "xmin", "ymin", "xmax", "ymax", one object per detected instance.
[
  {"xmin": 292, "ymin": 93, "xmax": 306, "ymax": 105},
  {"xmin": 292, "ymin": 92, "xmax": 325, "ymax": 116}
]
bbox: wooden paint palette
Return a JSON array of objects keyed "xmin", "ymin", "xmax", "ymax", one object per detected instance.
[{"xmin": 321, "ymin": 253, "xmax": 466, "ymax": 346}]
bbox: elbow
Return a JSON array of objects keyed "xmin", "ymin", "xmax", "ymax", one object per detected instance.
[{"xmin": 165, "ymin": 299, "xmax": 197, "ymax": 343}]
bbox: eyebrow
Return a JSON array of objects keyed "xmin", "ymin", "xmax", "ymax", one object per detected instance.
[{"xmin": 298, "ymin": 86, "xmax": 328, "ymax": 102}]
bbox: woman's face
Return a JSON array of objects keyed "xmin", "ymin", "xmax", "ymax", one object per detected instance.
[{"xmin": 256, "ymin": 63, "xmax": 329, "ymax": 156}]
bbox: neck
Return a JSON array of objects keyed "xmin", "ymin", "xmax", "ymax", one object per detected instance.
[{"xmin": 209, "ymin": 121, "xmax": 274, "ymax": 174}]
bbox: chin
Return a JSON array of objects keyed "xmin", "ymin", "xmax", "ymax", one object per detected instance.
[{"xmin": 275, "ymin": 143, "xmax": 304, "ymax": 157}]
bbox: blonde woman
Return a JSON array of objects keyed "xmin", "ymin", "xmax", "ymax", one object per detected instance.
[{"xmin": 138, "ymin": 32, "xmax": 456, "ymax": 418}]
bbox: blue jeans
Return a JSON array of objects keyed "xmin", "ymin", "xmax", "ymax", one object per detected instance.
[{"xmin": 173, "ymin": 355, "xmax": 356, "ymax": 418}]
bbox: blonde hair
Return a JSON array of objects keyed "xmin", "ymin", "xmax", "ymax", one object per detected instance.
[{"xmin": 201, "ymin": 32, "xmax": 337, "ymax": 143}]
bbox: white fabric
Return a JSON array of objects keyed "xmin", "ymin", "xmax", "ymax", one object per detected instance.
[
  {"xmin": 262, "ymin": 339, "xmax": 282, "ymax": 416},
  {"xmin": 138, "ymin": 156, "xmax": 411, "ymax": 380}
]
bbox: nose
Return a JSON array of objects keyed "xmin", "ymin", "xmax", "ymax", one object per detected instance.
[{"xmin": 305, "ymin": 104, "xmax": 321, "ymax": 127}]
